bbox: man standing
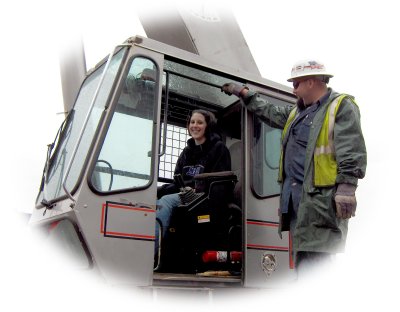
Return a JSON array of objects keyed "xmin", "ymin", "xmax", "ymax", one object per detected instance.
[{"xmin": 221, "ymin": 60, "xmax": 367, "ymax": 272}]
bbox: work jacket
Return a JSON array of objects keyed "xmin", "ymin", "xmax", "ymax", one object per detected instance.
[{"xmin": 243, "ymin": 88, "xmax": 367, "ymax": 254}]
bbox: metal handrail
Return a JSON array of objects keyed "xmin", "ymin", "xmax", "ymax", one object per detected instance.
[{"xmin": 158, "ymin": 71, "xmax": 169, "ymax": 157}]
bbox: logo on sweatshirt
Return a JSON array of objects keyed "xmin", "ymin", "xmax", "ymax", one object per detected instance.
[{"xmin": 183, "ymin": 165, "xmax": 205, "ymax": 177}]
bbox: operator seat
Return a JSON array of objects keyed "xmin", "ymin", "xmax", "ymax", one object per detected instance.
[
  {"xmin": 158, "ymin": 171, "xmax": 237, "ymax": 273},
  {"xmin": 157, "ymin": 141, "xmax": 243, "ymax": 273}
]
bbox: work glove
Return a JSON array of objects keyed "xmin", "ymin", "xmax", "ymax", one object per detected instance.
[
  {"xmin": 334, "ymin": 183, "xmax": 357, "ymax": 219},
  {"xmin": 221, "ymin": 83, "xmax": 246, "ymax": 97}
]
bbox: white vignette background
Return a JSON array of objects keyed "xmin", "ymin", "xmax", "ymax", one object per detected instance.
[{"xmin": 1, "ymin": 0, "xmax": 399, "ymax": 311}]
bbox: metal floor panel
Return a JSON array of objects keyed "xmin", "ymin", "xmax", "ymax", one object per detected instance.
[{"xmin": 152, "ymin": 272, "xmax": 242, "ymax": 288}]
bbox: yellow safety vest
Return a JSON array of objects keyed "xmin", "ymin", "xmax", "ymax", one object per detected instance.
[{"xmin": 278, "ymin": 94, "xmax": 354, "ymax": 186}]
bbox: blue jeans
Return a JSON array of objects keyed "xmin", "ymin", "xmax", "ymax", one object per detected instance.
[{"xmin": 155, "ymin": 193, "xmax": 181, "ymax": 255}]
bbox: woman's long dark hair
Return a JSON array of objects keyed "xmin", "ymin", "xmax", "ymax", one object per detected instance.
[{"xmin": 187, "ymin": 109, "xmax": 217, "ymax": 138}]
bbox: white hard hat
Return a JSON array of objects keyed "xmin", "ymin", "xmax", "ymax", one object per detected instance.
[{"xmin": 287, "ymin": 60, "xmax": 333, "ymax": 82}]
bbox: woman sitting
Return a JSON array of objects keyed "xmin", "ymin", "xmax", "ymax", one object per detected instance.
[{"xmin": 155, "ymin": 109, "xmax": 231, "ymax": 257}]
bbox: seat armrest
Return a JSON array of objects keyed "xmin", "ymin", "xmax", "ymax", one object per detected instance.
[
  {"xmin": 194, "ymin": 171, "xmax": 237, "ymax": 193},
  {"xmin": 194, "ymin": 171, "xmax": 235, "ymax": 180}
]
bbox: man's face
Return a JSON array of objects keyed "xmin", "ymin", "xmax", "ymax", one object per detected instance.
[
  {"xmin": 292, "ymin": 77, "xmax": 319, "ymax": 106},
  {"xmin": 292, "ymin": 78, "xmax": 310, "ymax": 101}
]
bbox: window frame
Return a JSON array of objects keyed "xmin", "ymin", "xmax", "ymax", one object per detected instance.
[
  {"xmin": 35, "ymin": 47, "xmax": 128, "ymax": 207},
  {"xmin": 248, "ymin": 91, "xmax": 295, "ymax": 199},
  {"xmin": 87, "ymin": 53, "xmax": 161, "ymax": 195}
]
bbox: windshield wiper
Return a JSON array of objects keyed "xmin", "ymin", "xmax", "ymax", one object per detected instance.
[{"xmin": 38, "ymin": 110, "xmax": 75, "ymax": 210}]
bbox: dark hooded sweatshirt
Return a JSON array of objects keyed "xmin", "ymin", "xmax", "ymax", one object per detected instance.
[{"xmin": 157, "ymin": 133, "xmax": 231, "ymax": 198}]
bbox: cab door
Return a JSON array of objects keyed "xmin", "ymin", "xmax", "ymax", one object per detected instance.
[
  {"xmin": 73, "ymin": 46, "xmax": 163, "ymax": 286},
  {"xmin": 243, "ymin": 85, "xmax": 297, "ymax": 287}
]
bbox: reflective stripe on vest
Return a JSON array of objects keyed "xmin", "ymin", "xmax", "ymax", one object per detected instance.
[
  {"xmin": 278, "ymin": 94, "xmax": 353, "ymax": 186},
  {"xmin": 314, "ymin": 94, "xmax": 349, "ymax": 186}
]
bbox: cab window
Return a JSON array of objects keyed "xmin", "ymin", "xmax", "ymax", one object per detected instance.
[
  {"xmin": 91, "ymin": 57, "xmax": 158, "ymax": 192},
  {"xmin": 36, "ymin": 48, "xmax": 126, "ymax": 204},
  {"xmin": 252, "ymin": 94, "xmax": 288, "ymax": 197}
]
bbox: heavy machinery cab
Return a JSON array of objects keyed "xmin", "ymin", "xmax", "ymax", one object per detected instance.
[{"xmin": 31, "ymin": 36, "xmax": 296, "ymax": 288}]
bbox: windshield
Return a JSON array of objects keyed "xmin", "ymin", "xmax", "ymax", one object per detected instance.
[{"xmin": 36, "ymin": 48, "xmax": 127, "ymax": 205}]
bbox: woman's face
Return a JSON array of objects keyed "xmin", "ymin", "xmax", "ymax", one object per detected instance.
[{"xmin": 188, "ymin": 113, "xmax": 207, "ymax": 144}]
